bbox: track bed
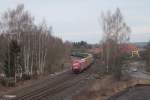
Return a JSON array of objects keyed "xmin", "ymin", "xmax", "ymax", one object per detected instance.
[{"xmin": 0, "ymin": 61, "xmax": 100, "ymax": 100}]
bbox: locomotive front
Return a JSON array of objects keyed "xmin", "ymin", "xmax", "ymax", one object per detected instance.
[{"xmin": 72, "ymin": 60, "xmax": 81, "ymax": 73}]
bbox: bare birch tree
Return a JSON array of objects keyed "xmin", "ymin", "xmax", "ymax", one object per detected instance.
[
  {"xmin": 101, "ymin": 8, "xmax": 131, "ymax": 80},
  {"xmin": 0, "ymin": 4, "xmax": 67, "ymax": 83}
]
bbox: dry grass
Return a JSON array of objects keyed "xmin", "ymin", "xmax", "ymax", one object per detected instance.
[{"xmin": 72, "ymin": 75, "xmax": 150, "ymax": 100}]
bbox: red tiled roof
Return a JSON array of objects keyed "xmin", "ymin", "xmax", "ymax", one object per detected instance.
[
  {"xmin": 93, "ymin": 48, "xmax": 102, "ymax": 54},
  {"xmin": 119, "ymin": 44, "xmax": 138, "ymax": 53}
]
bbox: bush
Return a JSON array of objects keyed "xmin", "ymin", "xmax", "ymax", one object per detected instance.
[
  {"xmin": 121, "ymin": 53, "xmax": 141, "ymax": 61},
  {"xmin": 0, "ymin": 78, "xmax": 4, "ymax": 85},
  {"xmin": 0, "ymin": 77, "xmax": 16, "ymax": 87},
  {"xmin": 22, "ymin": 74, "xmax": 31, "ymax": 80},
  {"xmin": 121, "ymin": 53, "xmax": 131, "ymax": 60}
]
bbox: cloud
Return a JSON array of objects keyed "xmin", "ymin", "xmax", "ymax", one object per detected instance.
[
  {"xmin": 132, "ymin": 26, "xmax": 150, "ymax": 34},
  {"xmin": 12, "ymin": 0, "xmax": 24, "ymax": 3},
  {"xmin": 1, "ymin": 0, "xmax": 149, "ymax": 43},
  {"xmin": 54, "ymin": 32, "xmax": 102, "ymax": 44},
  {"xmin": 130, "ymin": 33, "xmax": 150, "ymax": 42}
]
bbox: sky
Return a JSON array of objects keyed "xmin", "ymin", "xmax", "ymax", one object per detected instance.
[{"xmin": 0, "ymin": 0, "xmax": 150, "ymax": 44}]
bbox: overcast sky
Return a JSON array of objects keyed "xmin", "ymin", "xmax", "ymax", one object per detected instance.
[{"xmin": 0, "ymin": 0, "xmax": 150, "ymax": 43}]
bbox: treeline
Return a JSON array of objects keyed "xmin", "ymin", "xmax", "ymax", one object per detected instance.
[
  {"xmin": 73, "ymin": 41, "xmax": 92, "ymax": 49},
  {"xmin": 0, "ymin": 4, "xmax": 68, "ymax": 83}
]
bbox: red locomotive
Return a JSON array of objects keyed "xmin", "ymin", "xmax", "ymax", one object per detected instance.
[{"xmin": 71, "ymin": 53, "xmax": 94, "ymax": 73}]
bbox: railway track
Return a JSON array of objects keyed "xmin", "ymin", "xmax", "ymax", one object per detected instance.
[
  {"xmin": 20, "ymin": 74, "xmax": 87, "ymax": 100},
  {"xmin": 0, "ymin": 71, "xmax": 72, "ymax": 100},
  {"xmin": 12, "ymin": 73, "xmax": 82, "ymax": 100},
  {"xmin": 2, "ymin": 70, "xmax": 70, "ymax": 97},
  {"xmin": 1, "ymin": 61, "xmax": 99, "ymax": 100}
]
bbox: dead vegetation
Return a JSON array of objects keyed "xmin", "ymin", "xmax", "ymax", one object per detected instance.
[{"xmin": 72, "ymin": 75, "xmax": 150, "ymax": 100}]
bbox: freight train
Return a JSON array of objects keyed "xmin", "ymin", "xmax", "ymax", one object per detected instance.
[{"xmin": 71, "ymin": 52, "xmax": 94, "ymax": 73}]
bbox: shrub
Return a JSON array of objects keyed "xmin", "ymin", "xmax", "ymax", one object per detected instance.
[
  {"xmin": 22, "ymin": 74, "xmax": 31, "ymax": 80},
  {"xmin": 0, "ymin": 77, "xmax": 16, "ymax": 87}
]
